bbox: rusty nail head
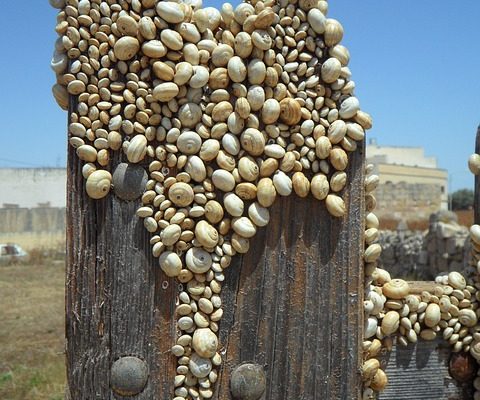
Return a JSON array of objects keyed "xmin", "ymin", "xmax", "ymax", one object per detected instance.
[
  {"xmin": 112, "ymin": 163, "xmax": 148, "ymax": 201},
  {"xmin": 230, "ymin": 363, "xmax": 266, "ymax": 400},
  {"xmin": 111, "ymin": 356, "xmax": 148, "ymax": 396}
]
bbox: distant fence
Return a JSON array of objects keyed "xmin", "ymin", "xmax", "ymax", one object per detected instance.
[{"xmin": 0, "ymin": 207, "xmax": 65, "ymax": 234}]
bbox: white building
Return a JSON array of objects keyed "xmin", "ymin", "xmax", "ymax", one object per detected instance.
[{"xmin": 0, "ymin": 168, "xmax": 66, "ymax": 208}]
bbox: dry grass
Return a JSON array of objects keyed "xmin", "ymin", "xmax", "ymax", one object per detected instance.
[
  {"xmin": 0, "ymin": 232, "xmax": 64, "ymax": 252},
  {"xmin": 0, "ymin": 261, "xmax": 66, "ymax": 400}
]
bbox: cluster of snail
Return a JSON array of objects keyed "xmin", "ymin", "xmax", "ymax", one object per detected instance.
[
  {"xmin": 50, "ymin": 0, "xmax": 373, "ymax": 397},
  {"xmin": 362, "ymin": 161, "xmax": 480, "ymax": 399}
]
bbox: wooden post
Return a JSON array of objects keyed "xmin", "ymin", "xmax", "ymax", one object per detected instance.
[
  {"xmin": 475, "ymin": 125, "xmax": 480, "ymax": 225},
  {"xmin": 65, "ymin": 112, "xmax": 365, "ymax": 398}
]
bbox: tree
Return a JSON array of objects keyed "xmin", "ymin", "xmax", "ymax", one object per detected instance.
[{"xmin": 450, "ymin": 188, "xmax": 474, "ymax": 210}]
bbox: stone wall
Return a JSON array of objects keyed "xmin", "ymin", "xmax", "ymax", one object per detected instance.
[
  {"xmin": 378, "ymin": 211, "xmax": 470, "ymax": 280},
  {"xmin": 0, "ymin": 207, "xmax": 65, "ymax": 234},
  {"xmin": 374, "ymin": 181, "xmax": 445, "ymax": 222}
]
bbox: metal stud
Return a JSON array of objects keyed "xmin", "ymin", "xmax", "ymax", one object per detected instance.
[
  {"xmin": 230, "ymin": 363, "xmax": 266, "ymax": 400},
  {"xmin": 112, "ymin": 163, "xmax": 148, "ymax": 201},
  {"xmin": 111, "ymin": 356, "xmax": 148, "ymax": 396}
]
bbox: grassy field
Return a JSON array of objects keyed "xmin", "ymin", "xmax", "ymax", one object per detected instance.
[{"xmin": 0, "ymin": 261, "xmax": 65, "ymax": 400}]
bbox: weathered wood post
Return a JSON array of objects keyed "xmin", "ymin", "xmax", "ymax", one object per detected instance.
[{"xmin": 65, "ymin": 114, "xmax": 365, "ymax": 398}]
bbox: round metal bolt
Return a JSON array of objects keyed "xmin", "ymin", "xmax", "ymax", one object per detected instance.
[
  {"xmin": 111, "ymin": 356, "xmax": 148, "ymax": 396},
  {"xmin": 112, "ymin": 163, "xmax": 148, "ymax": 201},
  {"xmin": 449, "ymin": 352, "xmax": 477, "ymax": 383},
  {"xmin": 230, "ymin": 363, "xmax": 266, "ymax": 400}
]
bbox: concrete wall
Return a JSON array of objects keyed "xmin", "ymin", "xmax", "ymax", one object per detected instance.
[{"xmin": 0, "ymin": 168, "xmax": 66, "ymax": 208}]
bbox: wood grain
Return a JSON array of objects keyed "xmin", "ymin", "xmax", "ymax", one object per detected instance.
[
  {"xmin": 66, "ymin": 106, "xmax": 365, "ymax": 398},
  {"xmin": 379, "ymin": 338, "xmax": 473, "ymax": 400}
]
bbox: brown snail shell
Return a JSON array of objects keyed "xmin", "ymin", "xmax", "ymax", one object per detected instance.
[
  {"xmin": 279, "ymin": 98, "xmax": 302, "ymax": 125},
  {"xmin": 382, "ymin": 279, "xmax": 409, "ymax": 300}
]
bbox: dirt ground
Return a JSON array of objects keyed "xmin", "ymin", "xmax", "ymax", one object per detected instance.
[{"xmin": 0, "ymin": 261, "xmax": 65, "ymax": 400}]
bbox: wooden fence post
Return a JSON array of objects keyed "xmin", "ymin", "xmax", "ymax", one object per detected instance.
[{"xmin": 65, "ymin": 109, "xmax": 365, "ymax": 398}]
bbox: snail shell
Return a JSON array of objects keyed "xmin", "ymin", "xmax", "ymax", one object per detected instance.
[
  {"xmin": 190, "ymin": 65, "xmax": 210, "ymax": 88},
  {"xmin": 261, "ymin": 98, "xmax": 281, "ymax": 125},
  {"xmin": 142, "ymin": 40, "xmax": 167, "ymax": 58},
  {"xmin": 205, "ymin": 200, "xmax": 224, "ymax": 224},
  {"xmin": 310, "ymin": 174, "xmax": 329, "ymax": 200},
  {"xmin": 326, "ymin": 194, "xmax": 346, "ymax": 217},
  {"xmin": 238, "ymin": 156, "xmax": 259, "ymax": 182},
  {"xmin": 382, "ymin": 279, "xmax": 409, "ymax": 300},
  {"xmin": 200, "ymin": 139, "xmax": 220, "ymax": 161},
  {"xmin": 156, "ymin": 1, "xmax": 185, "ymax": 23},
  {"xmin": 448, "ymin": 271, "xmax": 466, "ymax": 290},
  {"xmin": 189, "ymin": 353, "xmax": 212, "ymax": 379},
  {"xmin": 292, "ymin": 172, "xmax": 310, "ymax": 198},
  {"xmin": 371, "ymin": 368, "xmax": 388, "ymax": 392},
  {"xmin": 159, "ymin": 251, "xmax": 182, "ymax": 277},
  {"xmin": 185, "ymin": 156, "xmax": 207, "ymax": 182},
  {"xmin": 273, "ymin": 171, "xmax": 293, "ymax": 196},
  {"xmin": 86, "ymin": 170, "xmax": 112, "ymax": 199},
  {"xmin": 222, "ymin": 133, "xmax": 241, "ymax": 156},
  {"xmin": 212, "ymin": 169, "xmax": 236, "ymax": 192},
  {"xmin": 425, "ymin": 303, "xmax": 441, "ymax": 328},
  {"xmin": 179, "ymin": 103, "xmax": 202, "ymax": 128},
  {"xmin": 470, "ymin": 224, "xmax": 480, "ymax": 245},
  {"xmin": 369, "ymin": 291, "xmax": 385, "ymax": 315},
  {"xmin": 116, "ymin": 15, "xmax": 138, "ymax": 36},
  {"xmin": 77, "ymin": 145, "xmax": 97, "ymax": 163},
  {"xmin": 153, "ymin": 82, "xmax": 179, "ymax": 102},
  {"xmin": 251, "ymin": 29, "xmax": 272, "ymax": 51},
  {"xmin": 248, "ymin": 59, "xmax": 267, "ymax": 85},
  {"xmin": 232, "ymin": 217, "xmax": 257, "ymax": 239},
  {"xmin": 235, "ymin": 183, "xmax": 257, "ymax": 200},
  {"xmin": 328, "ymin": 120, "xmax": 347, "ymax": 144},
  {"xmin": 126, "ymin": 135, "xmax": 147, "ymax": 163},
  {"xmin": 113, "ymin": 36, "xmax": 139, "ymax": 61},
  {"xmin": 212, "ymin": 44, "xmax": 235, "ymax": 67},
  {"xmin": 364, "ymin": 317, "xmax": 378, "ymax": 339},
  {"xmin": 248, "ymin": 202, "xmax": 270, "ymax": 227},
  {"xmin": 195, "ymin": 220, "xmax": 219, "ymax": 248},
  {"xmin": 241, "ymin": 128, "xmax": 266, "ymax": 156},
  {"xmin": 330, "ymin": 171, "xmax": 347, "ymax": 192},
  {"xmin": 185, "ymin": 247, "xmax": 213, "ymax": 274},
  {"xmin": 329, "ymin": 147, "xmax": 348, "ymax": 171},
  {"xmin": 168, "ymin": 182, "xmax": 194, "ymax": 207},
  {"xmin": 247, "ymin": 85, "xmax": 266, "ymax": 111},
  {"xmin": 160, "ymin": 29, "xmax": 183, "ymax": 51},
  {"xmin": 470, "ymin": 341, "xmax": 480, "ymax": 361},
  {"xmin": 139, "ymin": 16, "xmax": 157, "ymax": 40},
  {"xmin": 321, "ymin": 57, "xmax": 342, "ymax": 84},
  {"xmin": 458, "ymin": 309, "xmax": 478, "ymax": 328},
  {"xmin": 324, "ymin": 18, "xmax": 344, "ymax": 47},
  {"xmin": 307, "ymin": 8, "xmax": 326, "ymax": 34},
  {"xmin": 228, "ymin": 56, "xmax": 247, "ymax": 82},
  {"xmin": 362, "ymin": 358, "xmax": 380, "ymax": 380},
  {"xmin": 161, "ymin": 224, "xmax": 182, "ymax": 246},
  {"xmin": 192, "ymin": 328, "xmax": 218, "ymax": 359},
  {"xmin": 339, "ymin": 97, "xmax": 360, "ymax": 119},
  {"xmin": 279, "ymin": 98, "xmax": 302, "ymax": 126},
  {"xmin": 329, "ymin": 44, "xmax": 350, "ymax": 66},
  {"xmin": 315, "ymin": 136, "xmax": 332, "ymax": 159},
  {"xmin": 364, "ymin": 243, "xmax": 382, "ymax": 263},
  {"xmin": 224, "ymin": 193, "xmax": 244, "ymax": 217},
  {"xmin": 177, "ymin": 131, "xmax": 202, "ymax": 155},
  {"xmin": 257, "ymin": 177, "xmax": 276, "ymax": 208},
  {"xmin": 381, "ymin": 311, "xmax": 400, "ymax": 336},
  {"xmin": 231, "ymin": 232, "xmax": 250, "ymax": 254},
  {"xmin": 52, "ymin": 84, "xmax": 69, "ymax": 110},
  {"xmin": 468, "ymin": 153, "xmax": 480, "ymax": 175}
]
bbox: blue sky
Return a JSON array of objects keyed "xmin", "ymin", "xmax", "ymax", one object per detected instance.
[{"xmin": 0, "ymin": 1, "xmax": 478, "ymax": 191}]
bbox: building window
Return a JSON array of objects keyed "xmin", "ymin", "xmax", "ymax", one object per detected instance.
[{"xmin": 441, "ymin": 186, "xmax": 445, "ymax": 194}]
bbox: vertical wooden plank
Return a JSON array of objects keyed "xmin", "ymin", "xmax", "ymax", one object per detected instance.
[
  {"xmin": 215, "ymin": 143, "xmax": 365, "ymax": 399},
  {"xmin": 475, "ymin": 125, "xmax": 480, "ymax": 225},
  {"xmin": 65, "ymin": 128, "xmax": 177, "ymax": 397}
]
